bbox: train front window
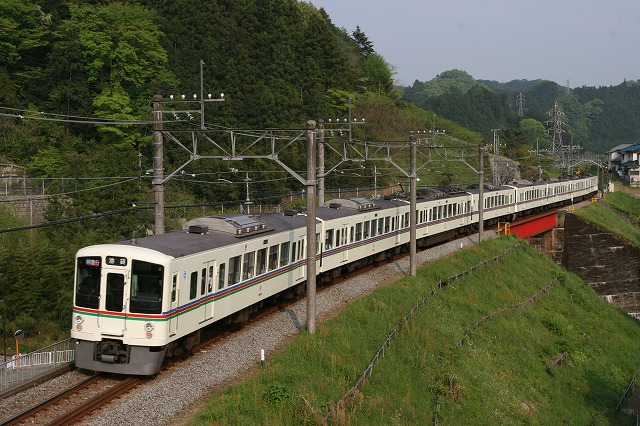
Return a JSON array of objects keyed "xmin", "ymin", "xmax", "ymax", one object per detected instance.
[
  {"xmin": 105, "ymin": 273, "xmax": 125, "ymax": 312},
  {"xmin": 130, "ymin": 260, "xmax": 164, "ymax": 314},
  {"xmin": 75, "ymin": 257, "xmax": 101, "ymax": 309}
]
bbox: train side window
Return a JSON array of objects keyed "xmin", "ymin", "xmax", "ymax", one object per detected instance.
[
  {"xmin": 384, "ymin": 217, "xmax": 390, "ymax": 233},
  {"xmin": 355, "ymin": 223, "xmax": 362, "ymax": 240},
  {"xmin": 363, "ymin": 221, "xmax": 370, "ymax": 238},
  {"xmin": 208, "ymin": 266, "xmax": 213, "ymax": 292},
  {"xmin": 228, "ymin": 256, "xmax": 241, "ymax": 285},
  {"xmin": 218, "ymin": 264, "xmax": 226, "ymax": 289},
  {"xmin": 350, "ymin": 227, "xmax": 354, "ymax": 243},
  {"xmin": 291, "ymin": 242, "xmax": 297, "ymax": 260},
  {"xmin": 243, "ymin": 251, "xmax": 255, "ymax": 280},
  {"xmin": 325, "ymin": 229, "xmax": 334, "ymax": 249},
  {"xmin": 172, "ymin": 274, "xmax": 177, "ymax": 302},
  {"xmin": 280, "ymin": 242, "xmax": 290, "ymax": 266},
  {"xmin": 200, "ymin": 268, "xmax": 206, "ymax": 296},
  {"xmin": 257, "ymin": 248, "xmax": 267, "ymax": 274},
  {"xmin": 268, "ymin": 245, "xmax": 278, "ymax": 270},
  {"xmin": 298, "ymin": 239, "xmax": 305, "ymax": 260},
  {"xmin": 377, "ymin": 219, "xmax": 384, "ymax": 235},
  {"xmin": 404, "ymin": 212, "xmax": 409, "ymax": 227},
  {"xmin": 371, "ymin": 219, "xmax": 377, "ymax": 237},
  {"xmin": 190, "ymin": 271, "xmax": 198, "ymax": 300}
]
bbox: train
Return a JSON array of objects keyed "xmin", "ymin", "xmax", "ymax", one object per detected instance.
[{"xmin": 71, "ymin": 174, "xmax": 598, "ymax": 375}]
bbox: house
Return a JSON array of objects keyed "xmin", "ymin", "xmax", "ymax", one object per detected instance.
[
  {"xmin": 617, "ymin": 144, "xmax": 640, "ymax": 187},
  {"xmin": 607, "ymin": 143, "xmax": 633, "ymax": 178}
]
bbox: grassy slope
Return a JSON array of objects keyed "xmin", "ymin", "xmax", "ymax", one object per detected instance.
[
  {"xmin": 575, "ymin": 192, "xmax": 640, "ymax": 247},
  {"xmin": 187, "ymin": 237, "xmax": 640, "ymax": 425}
]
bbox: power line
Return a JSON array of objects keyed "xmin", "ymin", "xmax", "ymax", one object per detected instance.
[
  {"xmin": 0, "ymin": 111, "xmax": 158, "ymax": 126},
  {"xmin": 0, "ymin": 177, "xmax": 142, "ymax": 202},
  {"xmin": 0, "ymin": 206, "xmax": 145, "ymax": 234}
]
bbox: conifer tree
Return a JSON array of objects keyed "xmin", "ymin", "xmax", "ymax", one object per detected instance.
[{"xmin": 351, "ymin": 25, "xmax": 374, "ymax": 57}]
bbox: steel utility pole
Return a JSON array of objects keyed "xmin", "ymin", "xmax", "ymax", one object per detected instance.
[
  {"xmin": 478, "ymin": 143, "xmax": 484, "ymax": 243},
  {"xmin": 152, "ymin": 95, "xmax": 165, "ymax": 235},
  {"xmin": 492, "ymin": 129, "xmax": 500, "ymax": 185},
  {"xmin": 409, "ymin": 132, "xmax": 417, "ymax": 277},
  {"xmin": 317, "ymin": 119, "xmax": 325, "ymax": 206},
  {"xmin": 305, "ymin": 120, "xmax": 317, "ymax": 334}
]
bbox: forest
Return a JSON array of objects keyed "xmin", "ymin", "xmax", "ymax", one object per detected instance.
[
  {"xmin": 0, "ymin": 0, "xmax": 631, "ymax": 345},
  {"xmin": 401, "ymin": 69, "xmax": 640, "ymax": 152}
]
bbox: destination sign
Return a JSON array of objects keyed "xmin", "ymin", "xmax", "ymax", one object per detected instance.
[{"xmin": 106, "ymin": 256, "xmax": 128, "ymax": 267}]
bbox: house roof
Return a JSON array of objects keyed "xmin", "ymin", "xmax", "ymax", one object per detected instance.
[
  {"xmin": 620, "ymin": 144, "xmax": 640, "ymax": 153},
  {"xmin": 608, "ymin": 143, "xmax": 634, "ymax": 153},
  {"xmin": 621, "ymin": 160, "xmax": 640, "ymax": 169}
]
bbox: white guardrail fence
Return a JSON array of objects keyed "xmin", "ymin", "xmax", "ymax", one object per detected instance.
[{"xmin": 0, "ymin": 338, "xmax": 75, "ymax": 394}]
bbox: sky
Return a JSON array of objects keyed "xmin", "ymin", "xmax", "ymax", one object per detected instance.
[{"xmin": 311, "ymin": 0, "xmax": 640, "ymax": 88}]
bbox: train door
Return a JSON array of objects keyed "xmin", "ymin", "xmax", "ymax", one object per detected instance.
[
  {"xmin": 341, "ymin": 224, "xmax": 349, "ymax": 262},
  {"xmin": 296, "ymin": 236, "xmax": 306, "ymax": 280},
  {"xmin": 169, "ymin": 273, "xmax": 179, "ymax": 336},
  {"xmin": 100, "ymin": 268, "xmax": 128, "ymax": 337},
  {"xmin": 204, "ymin": 261, "xmax": 215, "ymax": 321}
]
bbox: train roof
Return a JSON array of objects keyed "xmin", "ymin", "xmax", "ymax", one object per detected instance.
[
  {"xmin": 111, "ymin": 197, "xmax": 409, "ymax": 259},
  {"xmin": 100, "ymin": 174, "xmax": 594, "ymax": 259}
]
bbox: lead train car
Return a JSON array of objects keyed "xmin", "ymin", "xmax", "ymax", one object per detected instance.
[{"xmin": 72, "ymin": 175, "xmax": 597, "ymax": 375}]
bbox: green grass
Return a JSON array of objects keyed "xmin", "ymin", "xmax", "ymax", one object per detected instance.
[
  {"xmin": 185, "ymin": 237, "xmax": 640, "ymax": 425},
  {"xmin": 606, "ymin": 191, "xmax": 640, "ymax": 221},
  {"xmin": 575, "ymin": 194, "xmax": 640, "ymax": 247}
]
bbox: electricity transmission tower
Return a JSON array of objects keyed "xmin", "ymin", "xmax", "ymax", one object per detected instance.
[
  {"xmin": 547, "ymin": 101, "xmax": 565, "ymax": 156},
  {"xmin": 516, "ymin": 92, "xmax": 525, "ymax": 117}
]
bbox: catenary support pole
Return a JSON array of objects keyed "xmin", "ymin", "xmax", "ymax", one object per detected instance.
[
  {"xmin": 152, "ymin": 94, "xmax": 165, "ymax": 235},
  {"xmin": 305, "ymin": 120, "xmax": 317, "ymax": 334},
  {"xmin": 409, "ymin": 132, "xmax": 417, "ymax": 277},
  {"xmin": 478, "ymin": 143, "xmax": 484, "ymax": 243},
  {"xmin": 317, "ymin": 119, "xmax": 325, "ymax": 206}
]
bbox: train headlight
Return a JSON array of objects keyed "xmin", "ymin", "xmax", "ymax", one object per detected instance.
[
  {"xmin": 145, "ymin": 322, "xmax": 154, "ymax": 339},
  {"xmin": 75, "ymin": 315, "xmax": 84, "ymax": 331}
]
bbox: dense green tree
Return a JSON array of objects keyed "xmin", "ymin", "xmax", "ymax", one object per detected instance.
[
  {"xmin": 520, "ymin": 118, "xmax": 551, "ymax": 150},
  {"xmin": 351, "ymin": 25, "xmax": 374, "ymax": 57},
  {"xmin": 574, "ymin": 81, "xmax": 640, "ymax": 149},
  {"xmin": 502, "ymin": 128, "xmax": 528, "ymax": 159},
  {"xmin": 0, "ymin": 0, "xmax": 52, "ymax": 106},
  {"xmin": 424, "ymin": 84, "xmax": 517, "ymax": 139},
  {"xmin": 46, "ymin": 2, "xmax": 175, "ymax": 145},
  {"xmin": 360, "ymin": 53, "xmax": 394, "ymax": 95}
]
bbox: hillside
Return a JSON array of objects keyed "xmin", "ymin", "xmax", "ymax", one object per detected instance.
[
  {"xmin": 401, "ymin": 71, "xmax": 640, "ymax": 152},
  {"xmin": 186, "ymin": 237, "xmax": 640, "ymax": 424}
]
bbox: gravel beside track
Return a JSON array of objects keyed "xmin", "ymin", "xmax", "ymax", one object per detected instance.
[{"xmin": 0, "ymin": 231, "xmax": 496, "ymax": 426}]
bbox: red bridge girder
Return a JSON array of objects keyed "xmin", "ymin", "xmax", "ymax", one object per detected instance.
[{"xmin": 502, "ymin": 211, "xmax": 558, "ymax": 239}]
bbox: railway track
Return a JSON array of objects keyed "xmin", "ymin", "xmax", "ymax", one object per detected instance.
[{"xmin": 1, "ymin": 374, "xmax": 142, "ymax": 426}]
